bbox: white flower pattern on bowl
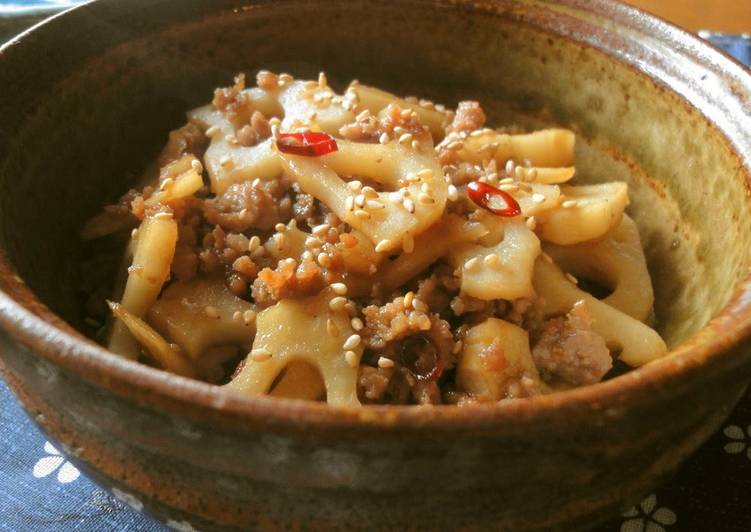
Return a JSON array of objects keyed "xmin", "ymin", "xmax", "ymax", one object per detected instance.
[
  {"xmin": 32, "ymin": 441, "xmax": 80, "ymax": 484},
  {"xmin": 620, "ymin": 494, "xmax": 676, "ymax": 532},
  {"xmin": 723, "ymin": 424, "xmax": 751, "ymax": 459}
]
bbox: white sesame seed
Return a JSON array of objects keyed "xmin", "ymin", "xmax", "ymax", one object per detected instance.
[
  {"xmin": 366, "ymin": 199, "xmax": 385, "ymax": 210},
  {"xmin": 531, "ymin": 193, "xmax": 546, "ymax": 204},
  {"xmin": 191, "ymin": 159, "xmax": 203, "ymax": 172},
  {"xmin": 351, "ymin": 317, "xmax": 364, "ymax": 331},
  {"xmin": 159, "ymin": 177, "xmax": 174, "ymax": 191},
  {"xmin": 527, "ymin": 168, "xmax": 538, "ymax": 181},
  {"xmin": 248, "ymin": 235, "xmax": 261, "ymax": 252},
  {"xmin": 311, "ymin": 223, "xmax": 330, "ymax": 236},
  {"xmin": 347, "ymin": 180, "xmax": 363, "ymax": 192},
  {"xmin": 276, "ymin": 233, "xmax": 286, "ymax": 250},
  {"xmin": 331, "ymin": 282, "xmax": 348, "ymax": 295},
  {"xmin": 412, "ymin": 298, "xmax": 428, "ymax": 312},
  {"xmin": 406, "ymin": 172, "xmax": 419, "ymax": 183},
  {"xmin": 378, "ymin": 356, "xmax": 395, "ymax": 369},
  {"xmin": 361, "ymin": 186, "xmax": 378, "ymax": 198},
  {"xmin": 500, "ymin": 177, "xmax": 515, "ymax": 185},
  {"xmin": 400, "ymin": 108, "xmax": 412, "ymax": 119},
  {"xmin": 131, "ymin": 228, "xmax": 139, "ymax": 239},
  {"xmin": 154, "ymin": 211, "xmax": 173, "ymax": 220},
  {"xmin": 345, "ymin": 350, "xmax": 359, "ymax": 368},
  {"xmin": 402, "ymin": 233, "xmax": 415, "ymax": 254},
  {"xmin": 205, "ymin": 126, "xmax": 219, "ymax": 136},
  {"xmin": 515, "ymin": 166, "xmax": 526, "ymax": 180},
  {"xmin": 565, "ymin": 272, "xmax": 579, "ymax": 285},
  {"xmin": 355, "ymin": 194, "xmax": 366, "ymax": 208},
  {"xmin": 484, "ymin": 253, "xmax": 499, "ymax": 266},
  {"xmin": 421, "ymin": 182, "xmax": 430, "ymax": 193},
  {"xmin": 305, "ymin": 236, "xmax": 322, "ymax": 249},
  {"xmin": 375, "ymin": 239, "xmax": 392, "ymax": 253},
  {"xmin": 327, "ymin": 318, "xmax": 340, "ymax": 337},
  {"xmin": 411, "ymin": 139, "xmax": 421, "ymax": 150},
  {"xmin": 447, "ymin": 141, "xmax": 464, "ymax": 151},
  {"xmin": 562, "ymin": 200, "xmax": 578, "ymax": 209},
  {"xmin": 329, "ymin": 296, "xmax": 347, "ymax": 311},
  {"xmin": 342, "ymin": 334, "xmax": 362, "ymax": 350},
  {"xmin": 204, "ymin": 305, "xmax": 220, "ymax": 319},
  {"xmin": 526, "ymin": 216, "xmax": 537, "ymax": 230},
  {"xmin": 243, "ymin": 309, "xmax": 256, "ymax": 325},
  {"xmin": 317, "ymin": 252, "xmax": 331, "ymax": 268},
  {"xmin": 354, "ymin": 209, "xmax": 371, "ymax": 219},
  {"xmin": 356, "ymin": 109, "xmax": 370, "ymax": 120},
  {"xmin": 219, "ymin": 156, "xmax": 233, "ymax": 168},
  {"xmin": 403, "ymin": 291, "xmax": 415, "ymax": 308},
  {"xmin": 250, "ymin": 348, "xmax": 272, "ymax": 361},
  {"xmin": 448, "ymin": 184, "xmax": 459, "ymax": 201},
  {"xmin": 301, "ymin": 250, "xmax": 313, "ymax": 261},
  {"xmin": 505, "ymin": 159, "xmax": 516, "ymax": 176},
  {"xmin": 251, "ymin": 246, "xmax": 266, "ymax": 259},
  {"xmin": 318, "ymin": 71, "xmax": 327, "ymax": 87},
  {"xmin": 379, "ymin": 132, "xmax": 390, "ymax": 144},
  {"xmin": 345, "ymin": 196, "xmax": 355, "ymax": 211},
  {"xmin": 398, "ymin": 133, "xmax": 413, "ymax": 145},
  {"xmin": 232, "ymin": 310, "xmax": 243, "ymax": 323},
  {"xmin": 275, "ymin": 222, "xmax": 287, "ymax": 233},
  {"xmin": 225, "ymin": 134, "xmax": 238, "ymax": 145},
  {"xmin": 464, "ymin": 257, "xmax": 480, "ymax": 270},
  {"xmin": 403, "ymin": 198, "xmax": 415, "ymax": 213},
  {"xmin": 388, "ymin": 191, "xmax": 403, "ymax": 204}
]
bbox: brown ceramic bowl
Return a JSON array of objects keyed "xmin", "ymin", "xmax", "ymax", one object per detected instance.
[{"xmin": 1, "ymin": 0, "xmax": 750, "ymax": 530}]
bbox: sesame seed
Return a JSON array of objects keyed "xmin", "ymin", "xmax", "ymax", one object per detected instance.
[
  {"xmin": 531, "ymin": 193, "xmax": 546, "ymax": 204},
  {"xmin": 403, "ymin": 291, "xmax": 415, "ymax": 308},
  {"xmin": 248, "ymin": 235, "xmax": 261, "ymax": 252},
  {"xmin": 505, "ymin": 159, "xmax": 515, "ymax": 176},
  {"xmin": 318, "ymin": 71, "xmax": 327, "ymax": 87},
  {"xmin": 243, "ymin": 309, "xmax": 256, "ymax": 325},
  {"xmin": 499, "ymin": 177, "xmax": 515, "ymax": 185},
  {"xmin": 191, "ymin": 159, "xmax": 203, "ymax": 172},
  {"xmin": 464, "ymin": 257, "xmax": 480, "ymax": 270},
  {"xmin": 347, "ymin": 180, "xmax": 363, "ymax": 192},
  {"xmin": 250, "ymin": 348, "xmax": 272, "ymax": 361},
  {"xmin": 251, "ymin": 246, "xmax": 266, "ymax": 259},
  {"xmin": 311, "ymin": 223, "xmax": 330, "ymax": 236},
  {"xmin": 205, "ymin": 126, "xmax": 220, "ymax": 136},
  {"xmin": 418, "ymin": 192, "xmax": 434, "ymax": 204},
  {"xmin": 447, "ymin": 141, "xmax": 464, "ymax": 151},
  {"xmin": 366, "ymin": 199, "xmax": 385, "ymax": 210},
  {"xmin": 375, "ymin": 239, "xmax": 392, "ymax": 253},
  {"xmin": 435, "ymin": 104, "xmax": 446, "ymax": 112},
  {"xmin": 448, "ymin": 184, "xmax": 459, "ymax": 202},
  {"xmin": 515, "ymin": 166, "xmax": 526, "ymax": 180},
  {"xmin": 406, "ymin": 172, "xmax": 419, "ymax": 182},
  {"xmin": 219, "ymin": 156, "xmax": 233, "ymax": 169},
  {"xmin": 354, "ymin": 194, "xmax": 366, "ymax": 208},
  {"xmin": 329, "ymin": 296, "xmax": 347, "ymax": 311},
  {"xmin": 154, "ymin": 211, "xmax": 173, "ymax": 220},
  {"xmin": 565, "ymin": 272, "xmax": 579, "ymax": 285},
  {"xmin": 400, "ymin": 108, "xmax": 412, "ymax": 119},
  {"xmin": 269, "ymin": 117, "xmax": 281, "ymax": 127},
  {"xmin": 484, "ymin": 253, "xmax": 499, "ymax": 266},
  {"xmin": 345, "ymin": 196, "xmax": 355, "ymax": 211},
  {"xmin": 342, "ymin": 333, "xmax": 362, "ymax": 350},
  {"xmin": 331, "ymin": 282, "xmax": 348, "ymax": 295},
  {"xmin": 356, "ymin": 110, "xmax": 370, "ymax": 120},
  {"xmin": 421, "ymin": 182, "xmax": 430, "ymax": 193},
  {"xmin": 388, "ymin": 191, "xmax": 402, "ymax": 204},
  {"xmin": 327, "ymin": 318, "xmax": 340, "ymax": 337},
  {"xmin": 232, "ymin": 310, "xmax": 243, "ymax": 323},
  {"xmin": 276, "ymin": 233, "xmax": 286, "ymax": 250},
  {"xmin": 345, "ymin": 350, "xmax": 359, "ymax": 367},
  {"xmin": 225, "ymin": 134, "xmax": 238, "ymax": 145},
  {"xmin": 403, "ymin": 198, "xmax": 415, "ymax": 213},
  {"xmin": 377, "ymin": 357, "xmax": 395, "ymax": 369},
  {"xmin": 527, "ymin": 168, "xmax": 538, "ymax": 181},
  {"xmin": 350, "ymin": 317, "xmax": 364, "ymax": 331},
  {"xmin": 398, "ymin": 133, "xmax": 413, "ymax": 145},
  {"xmin": 526, "ymin": 216, "xmax": 537, "ymax": 230},
  {"xmin": 361, "ymin": 186, "xmax": 378, "ymax": 198},
  {"xmin": 499, "ymin": 184, "xmax": 519, "ymax": 192},
  {"xmin": 354, "ymin": 209, "xmax": 371, "ymax": 219},
  {"xmin": 301, "ymin": 250, "xmax": 313, "ymax": 260},
  {"xmin": 131, "ymin": 228, "xmax": 139, "ymax": 239},
  {"xmin": 317, "ymin": 252, "xmax": 331, "ymax": 268},
  {"xmin": 275, "ymin": 222, "xmax": 287, "ymax": 233},
  {"xmin": 402, "ymin": 233, "xmax": 415, "ymax": 254},
  {"xmin": 562, "ymin": 200, "xmax": 578, "ymax": 209},
  {"xmin": 411, "ymin": 139, "xmax": 421, "ymax": 150},
  {"xmin": 159, "ymin": 177, "xmax": 174, "ymax": 190},
  {"xmin": 305, "ymin": 236, "xmax": 322, "ymax": 249},
  {"xmin": 417, "ymin": 315, "xmax": 431, "ymax": 330},
  {"xmin": 412, "ymin": 298, "xmax": 428, "ymax": 312},
  {"xmin": 379, "ymin": 132, "xmax": 390, "ymax": 144}
]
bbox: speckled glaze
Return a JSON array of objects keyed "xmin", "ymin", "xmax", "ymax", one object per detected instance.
[{"xmin": 0, "ymin": 1, "xmax": 750, "ymax": 530}]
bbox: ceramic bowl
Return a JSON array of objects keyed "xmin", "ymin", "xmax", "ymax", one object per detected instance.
[{"xmin": 1, "ymin": 0, "xmax": 750, "ymax": 530}]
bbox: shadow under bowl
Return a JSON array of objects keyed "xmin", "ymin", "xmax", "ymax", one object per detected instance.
[{"xmin": 0, "ymin": 0, "xmax": 751, "ymax": 530}]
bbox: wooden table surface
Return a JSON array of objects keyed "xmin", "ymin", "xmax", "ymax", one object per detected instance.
[{"xmin": 625, "ymin": 0, "xmax": 751, "ymax": 33}]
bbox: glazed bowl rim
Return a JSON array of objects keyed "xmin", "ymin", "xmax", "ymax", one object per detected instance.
[{"xmin": 1, "ymin": 0, "xmax": 751, "ymax": 431}]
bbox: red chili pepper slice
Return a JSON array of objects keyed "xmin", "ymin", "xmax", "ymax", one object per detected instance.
[
  {"xmin": 276, "ymin": 131, "xmax": 338, "ymax": 156},
  {"xmin": 400, "ymin": 335, "xmax": 444, "ymax": 382},
  {"xmin": 467, "ymin": 180, "xmax": 522, "ymax": 217}
]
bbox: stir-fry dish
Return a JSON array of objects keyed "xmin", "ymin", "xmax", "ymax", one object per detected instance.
[{"xmin": 82, "ymin": 71, "xmax": 667, "ymax": 406}]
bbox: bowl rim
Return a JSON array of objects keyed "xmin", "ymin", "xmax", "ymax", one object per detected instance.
[{"xmin": 1, "ymin": 0, "xmax": 751, "ymax": 431}]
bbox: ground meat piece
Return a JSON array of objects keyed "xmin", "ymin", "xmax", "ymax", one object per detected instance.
[
  {"xmin": 203, "ymin": 180, "xmax": 288, "ymax": 232},
  {"xmin": 237, "ymin": 111, "xmax": 272, "ymax": 147},
  {"xmin": 358, "ymin": 366, "xmax": 392, "ymax": 402},
  {"xmin": 411, "ymin": 380, "xmax": 441, "ymax": 405},
  {"xmin": 446, "ymin": 100, "xmax": 486, "ymax": 135},
  {"xmin": 504, "ymin": 297, "xmax": 546, "ymax": 338},
  {"xmin": 416, "ymin": 275, "xmax": 454, "ymax": 316},
  {"xmin": 291, "ymin": 182, "xmax": 317, "ymax": 224},
  {"xmin": 172, "ymin": 244, "xmax": 199, "ymax": 282},
  {"xmin": 212, "ymin": 73, "xmax": 246, "ymax": 111},
  {"xmin": 251, "ymin": 258, "xmax": 326, "ymax": 308},
  {"xmin": 338, "ymin": 103, "xmax": 431, "ymax": 144},
  {"xmin": 157, "ymin": 122, "xmax": 208, "ymax": 169},
  {"xmin": 531, "ymin": 300, "xmax": 612, "ymax": 386}
]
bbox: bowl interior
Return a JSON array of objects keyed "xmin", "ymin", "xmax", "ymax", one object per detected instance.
[{"xmin": 1, "ymin": 0, "xmax": 749, "ymax": 355}]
